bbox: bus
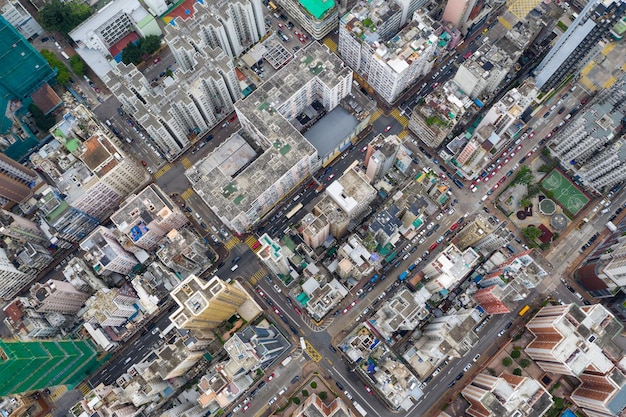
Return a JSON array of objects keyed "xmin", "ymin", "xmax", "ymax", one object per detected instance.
[
  {"xmin": 519, "ymin": 305, "xmax": 530, "ymax": 316},
  {"xmin": 268, "ymin": 1, "xmax": 277, "ymax": 10},
  {"xmin": 286, "ymin": 203, "xmax": 303, "ymax": 219},
  {"xmin": 344, "ymin": 159, "xmax": 359, "ymax": 175}
]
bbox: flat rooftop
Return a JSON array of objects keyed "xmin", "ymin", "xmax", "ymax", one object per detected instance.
[
  {"xmin": 304, "ymin": 106, "xmax": 358, "ymax": 156},
  {"xmin": 299, "ymin": 0, "xmax": 336, "ymax": 19}
]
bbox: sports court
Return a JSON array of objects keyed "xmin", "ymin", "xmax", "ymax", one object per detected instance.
[{"xmin": 540, "ymin": 170, "xmax": 589, "ymax": 215}]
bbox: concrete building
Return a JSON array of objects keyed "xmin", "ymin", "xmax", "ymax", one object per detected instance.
[
  {"xmin": 571, "ymin": 368, "xmax": 626, "ymax": 417},
  {"xmin": 461, "ymin": 373, "xmax": 554, "ymax": 417},
  {"xmin": 313, "ymin": 196, "xmax": 350, "ymax": 239},
  {"xmin": 525, "ymin": 304, "xmax": 624, "ymax": 377},
  {"xmin": 0, "ymin": 209, "xmax": 48, "ymax": 246},
  {"xmin": 69, "ymin": 0, "xmax": 162, "ymax": 78},
  {"xmin": 111, "ymin": 184, "xmax": 188, "ymax": 251},
  {"xmin": 170, "ymin": 275, "xmax": 249, "ymax": 331},
  {"xmin": 223, "ymin": 325, "xmax": 289, "ymax": 373},
  {"xmin": 0, "ymin": 152, "xmax": 39, "ymax": 209},
  {"xmin": 277, "ymin": 0, "xmax": 338, "ymax": 40},
  {"xmin": 300, "ymin": 212, "xmax": 330, "ymax": 249},
  {"xmin": 83, "ymin": 286, "xmax": 139, "ymax": 327},
  {"xmin": 165, "ymin": 0, "xmax": 266, "ymax": 59},
  {"xmin": 0, "ymin": 247, "xmax": 30, "ymax": 300},
  {"xmin": 534, "ymin": 0, "xmax": 626, "ymax": 91},
  {"xmin": 454, "ymin": 215, "xmax": 495, "ymax": 250},
  {"xmin": 30, "ymin": 279, "xmax": 88, "ymax": 314},
  {"xmin": 80, "ymin": 227, "xmax": 139, "ymax": 276},
  {"xmin": 453, "ymin": 44, "xmax": 513, "ymax": 99},
  {"xmin": 365, "ymin": 134, "xmax": 401, "ymax": 182},
  {"xmin": 371, "ymin": 287, "xmax": 430, "ymax": 341},
  {"xmin": 473, "ymin": 250, "xmax": 547, "ymax": 314},
  {"xmin": 292, "ymin": 394, "xmax": 356, "ymax": 417},
  {"xmin": 339, "ymin": 3, "xmax": 437, "ymax": 103},
  {"xmin": 326, "ymin": 167, "xmax": 376, "ymax": 219},
  {"xmin": 187, "ymin": 42, "xmax": 352, "ymax": 234},
  {"xmin": 442, "ymin": 0, "xmax": 478, "ymax": 33},
  {"xmin": 256, "ymin": 233, "xmax": 290, "ymax": 276},
  {"xmin": 419, "ymin": 308, "xmax": 482, "ymax": 359},
  {"xmin": 0, "ymin": 0, "xmax": 43, "ymax": 40},
  {"xmin": 408, "ymin": 83, "xmax": 469, "ymax": 149},
  {"xmin": 369, "ymin": 204, "xmax": 403, "ymax": 247},
  {"xmin": 156, "ymin": 229, "xmax": 215, "ymax": 278},
  {"xmin": 550, "ymin": 78, "xmax": 626, "ymax": 192},
  {"xmin": 302, "ymin": 278, "xmax": 348, "ymax": 320},
  {"xmin": 106, "ymin": 46, "xmax": 238, "ymax": 161},
  {"xmin": 31, "ymin": 105, "xmax": 147, "ymax": 221},
  {"xmin": 423, "ymin": 244, "xmax": 480, "ymax": 293}
]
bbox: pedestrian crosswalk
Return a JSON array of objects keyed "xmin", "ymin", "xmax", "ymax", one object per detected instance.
[
  {"xmin": 371, "ymin": 108, "xmax": 383, "ymax": 122},
  {"xmin": 48, "ymin": 385, "xmax": 68, "ymax": 401},
  {"xmin": 181, "ymin": 157, "xmax": 193, "ymax": 169},
  {"xmin": 154, "ymin": 164, "xmax": 171, "ymax": 179},
  {"xmin": 245, "ymin": 235, "xmax": 261, "ymax": 252},
  {"xmin": 77, "ymin": 382, "xmax": 91, "ymax": 396},
  {"xmin": 249, "ymin": 269, "xmax": 266, "ymax": 285},
  {"xmin": 224, "ymin": 237, "xmax": 240, "ymax": 250},
  {"xmin": 391, "ymin": 108, "xmax": 409, "ymax": 127},
  {"xmin": 181, "ymin": 187, "xmax": 194, "ymax": 200},
  {"xmin": 323, "ymin": 37, "xmax": 337, "ymax": 52},
  {"xmin": 397, "ymin": 129, "xmax": 408, "ymax": 139}
]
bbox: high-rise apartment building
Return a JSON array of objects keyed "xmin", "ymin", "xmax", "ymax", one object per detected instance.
[
  {"xmin": 83, "ymin": 286, "xmax": 139, "ymax": 327},
  {"xmin": 365, "ymin": 134, "xmax": 401, "ymax": 182},
  {"xmin": 461, "ymin": 373, "xmax": 553, "ymax": 417},
  {"xmin": 549, "ymin": 77, "xmax": 626, "ymax": 192},
  {"xmin": 442, "ymin": 0, "xmax": 478, "ymax": 33},
  {"xmin": 0, "ymin": 209, "xmax": 48, "ymax": 246},
  {"xmin": 292, "ymin": 394, "xmax": 356, "ymax": 417},
  {"xmin": 164, "ymin": 0, "xmax": 266, "ymax": 59},
  {"xmin": 0, "ymin": 339, "xmax": 102, "ymax": 396},
  {"xmin": 0, "ymin": 0, "xmax": 43, "ymax": 40},
  {"xmin": 80, "ymin": 226, "xmax": 139, "ymax": 276},
  {"xmin": 31, "ymin": 105, "xmax": 148, "ymax": 221},
  {"xmin": 454, "ymin": 215, "xmax": 495, "ymax": 250},
  {"xmin": 30, "ymin": 279, "xmax": 89, "ymax": 314},
  {"xmin": 107, "ymin": 46, "xmax": 238, "ymax": 161},
  {"xmin": 277, "ymin": 0, "xmax": 338, "ymax": 39},
  {"xmin": 0, "ymin": 153, "xmax": 39, "ymax": 208},
  {"xmin": 525, "ymin": 304, "xmax": 623, "ymax": 377},
  {"xmin": 0, "ymin": 246, "xmax": 30, "ymax": 300},
  {"xmin": 111, "ymin": 184, "xmax": 188, "ymax": 251},
  {"xmin": 339, "ymin": 4, "xmax": 437, "ymax": 103},
  {"xmin": 0, "ymin": 16, "xmax": 55, "ymax": 101},
  {"xmin": 571, "ymin": 369, "xmax": 626, "ymax": 417},
  {"xmin": 170, "ymin": 275, "xmax": 249, "ymax": 330},
  {"xmin": 187, "ymin": 42, "xmax": 352, "ymax": 233},
  {"xmin": 534, "ymin": 0, "xmax": 626, "ymax": 91}
]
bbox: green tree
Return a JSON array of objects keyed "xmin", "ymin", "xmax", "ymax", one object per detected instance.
[
  {"xmin": 511, "ymin": 350, "xmax": 521, "ymax": 359},
  {"xmin": 522, "ymin": 226, "xmax": 542, "ymax": 242},
  {"xmin": 38, "ymin": 0, "xmax": 91, "ymax": 36},
  {"xmin": 520, "ymin": 198, "xmax": 532, "ymax": 208},
  {"xmin": 515, "ymin": 166, "xmax": 534, "ymax": 185},
  {"xmin": 142, "ymin": 35, "xmax": 162, "ymax": 54},
  {"xmin": 513, "ymin": 368, "xmax": 522, "ymax": 376},
  {"xmin": 302, "ymin": 389, "xmax": 309, "ymax": 397},
  {"xmin": 520, "ymin": 358, "xmax": 531, "ymax": 368},
  {"xmin": 40, "ymin": 49, "xmax": 72, "ymax": 84},
  {"xmin": 502, "ymin": 357, "xmax": 513, "ymax": 367},
  {"xmin": 28, "ymin": 103, "xmax": 56, "ymax": 131},
  {"xmin": 68, "ymin": 55, "xmax": 85, "ymax": 76},
  {"xmin": 292, "ymin": 397, "xmax": 300, "ymax": 405},
  {"xmin": 310, "ymin": 382, "xmax": 317, "ymax": 389},
  {"xmin": 121, "ymin": 42, "xmax": 142, "ymax": 65},
  {"xmin": 319, "ymin": 391, "xmax": 328, "ymax": 400},
  {"xmin": 538, "ymin": 164, "xmax": 552, "ymax": 173}
]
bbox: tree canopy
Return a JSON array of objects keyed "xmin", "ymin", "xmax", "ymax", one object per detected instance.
[
  {"xmin": 39, "ymin": 0, "xmax": 92, "ymax": 36},
  {"xmin": 40, "ymin": 49, "xmax": 72, "ymax": 85},
  {"xmin": 522, "ymin": 226, "xmax": 542, "ymax": 242},
  {"xmin": 29, "ymin": 104, "xmax": 56, "ymax": 131},
  {"xmin": 68, "ymin": 55, "xmax": 85, "ymax": 76},
  {"xmin": 121, "ymin": 35, "xmax": 162, "ymax": 65}
]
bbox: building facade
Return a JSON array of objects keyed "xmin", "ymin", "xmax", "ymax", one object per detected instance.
[
  {"xmin": 277, "ymin": 0, "xmax": 338, "ymax": 39},
  {"xmin": 30, "ymin": 279, "xmax": 89, "ymax": 314},
  {"xmin": 80, "ymin": 227, "xmax": 139, "ymax": 276}
]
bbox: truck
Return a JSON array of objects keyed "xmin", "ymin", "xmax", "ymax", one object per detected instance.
[
  {"xmin": 398, "ymin": 271, "xmax": 409, "ymax": 281},
  {"xmin": 352, "ymin": 401, "xmax": 367, "ymax": 417},
  {"xmin": 607, "ymin": 221, "xmax": 617, "ymax": 232}
]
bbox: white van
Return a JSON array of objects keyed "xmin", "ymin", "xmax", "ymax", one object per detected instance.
[
  {"xmin": 231, "ymin": 264, "xmax": 239, "ymax": 271},
  {"xmin": 105, "ymin": 119, "xmax": 112, "ymax": 126},
  {"xmin": 481, "ymin": 195, "xmax": 489, "ymax": 202}
]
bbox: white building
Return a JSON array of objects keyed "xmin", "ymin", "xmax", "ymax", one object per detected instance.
[
  {"xmin": 0, "ymin": 0, "xmax": 43, "ymax": 40},
  {"xmin": 326, "ymin": 168, "xmax": 376, "ymax": 219},
  {"xmin": 339, "ymin": 3, "xmax": 437, "ymax": 103},
  {"xmin": 69, "ymin": 0, "xmax": 162, "ymax": 78},
  {"xmin": 423, "ymin": 244, "xmax": 480, "ymax": 293},
  {"xmin": 80, "ymin": 227, "xmax": 139, "ymax": 276},
  {"xmin": 186, "ymin": 42, "xmax": 352, "ymax": 233},
  {"xmin": 277, "ymin": 0, "xmax": 338, "ymax": 40},
  {"xmin": 0, "ymin": 247, "xmax": 31, "ymax": 300}
]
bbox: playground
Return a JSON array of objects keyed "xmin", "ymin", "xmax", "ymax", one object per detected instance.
[{"xmin": 540, "ymin": 170, "xmax": 589, "ymax": 216}]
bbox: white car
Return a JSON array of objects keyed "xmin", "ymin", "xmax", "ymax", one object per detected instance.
[
  {"xmin": 273, "ymin": 284, "xmax": 282, "ymax": 293},
  {"xmin": 448, "ymin": 208, "xmax": 455, "ymax": 215},
  {"xmin": 463, "ymin": 363, "xmax": 473, "ymax": 372},
  {"xmin": 418, "ymin": 237, "xmax": 426, "ymax": 245},
  {"xmin": 427, "ymin": 222, "xmax": 434, "ymax": 230},
  {"xmin": 436, "ymin": 213, "xmax": 444, "ymax": 220},
  {"xmin": 344, "ymin": 391, "xmax": 353, "ymax": 400},
  {"xmin": 402, "ymin": 253, "xmax": 410, "ymax": 260}
]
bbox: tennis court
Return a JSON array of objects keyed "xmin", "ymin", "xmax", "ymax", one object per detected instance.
[{"xmin": 540, "ymin": 170, "xmax": 589, "ymax": 215}]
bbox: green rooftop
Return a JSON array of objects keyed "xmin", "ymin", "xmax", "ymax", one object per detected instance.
[{"xmin": 299, "ymin": 0, "xmax": 335, "ymax": 19}]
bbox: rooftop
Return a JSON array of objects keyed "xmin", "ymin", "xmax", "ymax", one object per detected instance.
[
  {"xmin": 299, "ymin": 0, "xmax": 336, "ymax": 19},
  {"xmin": 341, "ymin": 0, "xmax": 402, "ymax": 44}
]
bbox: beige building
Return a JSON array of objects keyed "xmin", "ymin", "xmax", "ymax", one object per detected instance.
[
  {"xmin": 313, "ymin": 196, "xmax": 350, "ymax": 239},
  {"xmin": 256, "ymin": 234, "xmax": 290, "ymax": 276},
  {"xmin": 326, "ymin": 168, "xmax": 376, "ymax": 219},
  {"xmin": 461, "ymin": 373, "xmax": 553, "ymax": 417},
  {"xmin": 454, "ymin": 215, "xmax": 495, "ymax": 250},
  {"xmin": 300, "ymin": 212, "xmax": 330, "ymax": 249},
  {"xmin": 111, "ymin": 184, "xmax": 188, "ymax": 251},
  {"xmin": 571, "ymin": 368, "xmax": 626, "ymax": 417},
  {"xmin": 80, "ymin": 227, "xmax": 138, "ymax": 276},
  {"xmin": 0, "ymin": 247, "xmax": 31, "ymax": 300},
  {"xmin": 30, "ymin": 279, "xmax": 88, "ymax": 314},
  {"xmin": 83, "ymin": 286, "xmax": 139, "ymax": 327},
  {"xmin": 292, "ymin": 394, "xmax": 355, "ymax": 417},
  {"xmin": 170, "ymin": 275, "xmax": 249, "ymax": 330}
]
